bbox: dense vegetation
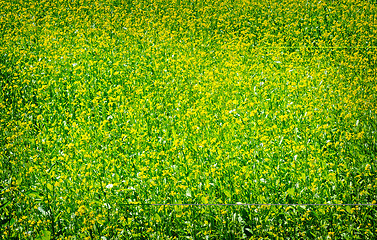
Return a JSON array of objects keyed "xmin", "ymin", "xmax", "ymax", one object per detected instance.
[{"xmin": 1, "ymin": 0, "xmax": 376, "ymax": 239}]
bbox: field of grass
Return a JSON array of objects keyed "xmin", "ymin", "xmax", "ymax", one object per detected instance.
[{"xmin": 1, "ymin": 0, "xmax": 377, "ymax": 239}]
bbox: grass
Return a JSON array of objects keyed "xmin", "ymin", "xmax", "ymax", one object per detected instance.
[{"xmin": 1, "ymin": 0, "xmax": 377, "ymax": 239}]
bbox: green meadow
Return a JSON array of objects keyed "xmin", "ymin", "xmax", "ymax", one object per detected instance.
[{"xmin": 1, "ymin": 0, "xmax": 376, "ymax": 239}]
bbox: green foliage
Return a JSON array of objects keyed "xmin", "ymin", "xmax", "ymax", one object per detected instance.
[{"xmin": 1, "ymin": 0, "xmax": 376, "ymax": 239}]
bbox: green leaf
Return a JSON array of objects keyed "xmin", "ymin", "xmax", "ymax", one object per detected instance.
[
  {"xmin": 46, "ymin": 183, "xmax": 53, "ymax": 192},
  {"xmin": 155, "ymin": 213, "xmax": 161, "ymax": 222},
  {"xmin": 224, "ymin": 190, "xmax": 231, "ymax": 198},
  {"xmin": 346, "ymin": 206, "xmax": 351, "ymax": 214},
  {"xmin": 27, "ymin": 191, "xmax": 42, "ymax": 199},
  {"xmin": 36, "ymin": 230, "xmax": 51, "ymax": 240},
  {"xmin": 287, "ymin": 188, "xmax": 295, "ymax": 196},
  {"xmin": 16, "ymin": 178, "xmax": 22, "ymax": 185},
  {"xmin": 9, "ymin": 218, "xmax": 15, "ymax": 226},
  {"xmin": 0, "ymin": 201, "xmax": 10, "ymax": 210},
  {"xmin": 54, "ymin": 212, "xmax": 63, "ymax": 223}
]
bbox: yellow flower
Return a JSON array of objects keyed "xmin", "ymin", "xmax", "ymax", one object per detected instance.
[{"xmin": 76, "ymin": 205, "xmax": 87, "ymax": 216}]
